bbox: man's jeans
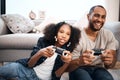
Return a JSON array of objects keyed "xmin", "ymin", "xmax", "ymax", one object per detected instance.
[
  {"xmin": 0, "ymin": 62, "xmax": 39, "ymax": 80},
  {"xmin": 69, "ymin": 66, "xmax": 114, "ymax": 80}
]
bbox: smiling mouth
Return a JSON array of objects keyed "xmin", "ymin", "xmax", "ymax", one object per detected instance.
[
  {"xmin": 60, "ymin": 39, "xmax": 66, "ymax": 43},
  {"xmin": 95, "ymin": 23, "xmax": 102, "ymax": 28}
]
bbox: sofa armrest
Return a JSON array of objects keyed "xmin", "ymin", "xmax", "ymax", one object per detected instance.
[{"xmin": 0, "ymin": 18, "xmax": 10, "ymax": 35}]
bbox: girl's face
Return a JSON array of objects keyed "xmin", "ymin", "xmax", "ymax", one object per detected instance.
[{"xmin": 56, "ymin": 24, "xmax": 71, "ymax": 47}]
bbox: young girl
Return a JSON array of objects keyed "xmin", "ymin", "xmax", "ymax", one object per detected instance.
[{"xmin": 0, "ymin": 21, "xmax": 80, "ymax": 80}]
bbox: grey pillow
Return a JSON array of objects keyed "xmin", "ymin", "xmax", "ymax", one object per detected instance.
[{"xmin": 1, "ymin": 14, "xmax": 35, "ymax": 33}]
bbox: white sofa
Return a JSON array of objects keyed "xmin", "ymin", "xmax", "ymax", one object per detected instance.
[
  {"xmin": 0, "ymin": 17, "xmax": 120, "ymax": 80},
  {"xmin": 0, "ymin": 17, "xmax": 44, "ymax": 62}
]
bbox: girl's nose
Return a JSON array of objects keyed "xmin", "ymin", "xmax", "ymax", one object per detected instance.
[{"xmin": 62, "ymin": 34, "xmax": 66, "ymax": 37}]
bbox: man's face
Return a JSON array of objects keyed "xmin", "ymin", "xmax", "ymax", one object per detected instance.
[{"xmin": 88, "ymin": 7, "xmax": 106, "ymax": 31}]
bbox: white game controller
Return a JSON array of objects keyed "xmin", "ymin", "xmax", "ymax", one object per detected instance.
[
  {"xmin": 52, "ymin": 46, "xmax": 68, "ymax": 56},
  {"xmin": 92, "ymin": 49, "xmax": 104, "ymax": 56}
]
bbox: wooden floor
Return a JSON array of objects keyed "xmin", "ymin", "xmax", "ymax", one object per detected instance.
[{"xmin": 0, "ymin": 63, "xmax": 3, "ymax": 66}]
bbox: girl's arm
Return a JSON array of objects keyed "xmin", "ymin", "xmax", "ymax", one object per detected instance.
[
  {"xmin": 28, "ymin": 46, "xmax": 53, "ymax": 67},
  {"xmin": 55, "ymin": 51, "xmax": 72, "ymax": 77}
]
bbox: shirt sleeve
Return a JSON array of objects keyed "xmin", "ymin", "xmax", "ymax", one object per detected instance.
[
  {"xmin": 30, "ymin": 37, "xmax": 47, "ymax": 67},
  {"xmin": 106, "ymin": 30, "xmax": 119, "ymax": 50}
]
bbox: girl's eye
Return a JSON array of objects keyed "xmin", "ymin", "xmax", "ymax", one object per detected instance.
[
  {"xmin": 67, "ymin": 33, "xmax": 70, "ymax": 35},
  {"xmin": 59, "ymin": 29, "xmax": 71, "ymax": 36},
  {"xmin": 59, "ymin": 30, "xmax": 64, "ymax": 33}
]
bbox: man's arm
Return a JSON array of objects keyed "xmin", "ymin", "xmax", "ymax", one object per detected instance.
[
  {"xmin": 102, "ymin": 30, "xmax": 119, "ymax": 68},
  {"xmin": 66, "ymin": 58, "xmax": 81, "ymax": 72}
]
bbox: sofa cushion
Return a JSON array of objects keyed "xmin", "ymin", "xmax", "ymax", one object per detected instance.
[
  {"xmin": 0, "ymin": 33, "xmax": 44, "ymax": 49},
  {"xmin": 113, "ymin": 61, "xmax": 120, "ymax": 69},
  {"xmin": 103, "ymin": 22, "xmax": 120, "ymax": 61},
  {"xmin": 1, "ymin": 14, "xmax": 35, "ymax": 33},
  {"xmin": 108, "ymin": 69, "xmax": 120, "ymax": 80}
]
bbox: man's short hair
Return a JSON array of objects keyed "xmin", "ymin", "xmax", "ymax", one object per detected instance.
[{"xmin": 89, "ymin": 5, "xmax": 106, "ymax": 14}]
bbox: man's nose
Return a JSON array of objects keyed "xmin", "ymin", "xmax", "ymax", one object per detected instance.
[{"xmin": 97, "ymin": 16, "xmax": 104, "ymax": 22}]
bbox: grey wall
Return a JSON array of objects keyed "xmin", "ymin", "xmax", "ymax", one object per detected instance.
[
  {"xmin": 119, "ymin": 1, "xmax": 120, "ymax": 21},
  {"xmin": 0, "ymin": 0, "xmax": 1, "ymax": 14},
  {"xmin": 1, "ymin": 0, "xmax": 5, "ymax": 14}
]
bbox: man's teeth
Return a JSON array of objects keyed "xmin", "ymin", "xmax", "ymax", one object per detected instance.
[{"xmin": 96, "ymin": 23, "xmax": 101, "ymax": 26}]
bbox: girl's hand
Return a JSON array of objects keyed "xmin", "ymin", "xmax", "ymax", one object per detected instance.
[
  {"xmin": 61, "ymin": 51, "xmax": 72, "ymax": 63},
  {"xmin": 38, "ymin": 46, "xmax": 54, "ymax": 57}
]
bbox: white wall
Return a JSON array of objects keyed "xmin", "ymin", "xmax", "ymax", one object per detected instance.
[
  {"xmin": 6, "ymin": 0, "xmax": 105, "ymax": 20},
  {"xmin": 6, "ymin": 0, "xmax": 119, "ymax": 21},
  {"xmin": 105, "ymin": 0, "xmax": 119, "ymax": 22}
]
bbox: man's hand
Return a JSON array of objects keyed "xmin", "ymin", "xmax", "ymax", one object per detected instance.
[
  {"xmin": 101, "ymin": 49, "xmax": 117, "ymax": 68},
  {"xmin": 80, "ymin": 49, "xmax": 95, "ymax": 65}
]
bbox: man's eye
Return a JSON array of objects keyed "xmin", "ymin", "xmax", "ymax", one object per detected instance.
[
  {"xmin": 94, "ymin": 14, "xmax": 100, "ymax": 17},
  {"xmin": 102, "ymin": 16, "xmax": 106, "ymax": 19}
]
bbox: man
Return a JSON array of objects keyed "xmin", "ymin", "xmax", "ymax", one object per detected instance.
[{"xmin": 68, "ymin": 5, "xmax": 119, "ymax": 80}]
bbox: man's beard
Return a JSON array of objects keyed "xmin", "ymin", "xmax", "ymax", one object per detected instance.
[{"xmin": 89, "ymin": 21, "xmax": 101, "ymax": 32}]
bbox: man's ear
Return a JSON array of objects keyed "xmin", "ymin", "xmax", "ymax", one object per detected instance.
[{"xmin": 87, "ymin": 14, "xmax": 90, "ymax": 20}]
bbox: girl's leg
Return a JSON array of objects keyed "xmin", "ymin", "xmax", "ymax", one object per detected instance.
[
  {"xmin": 0, "ymin": 62, "xmax": 39, "ymax": 80},
  {"xmin": 0, "ymin": 62, "xmax": 20, "ymax": 79}
]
